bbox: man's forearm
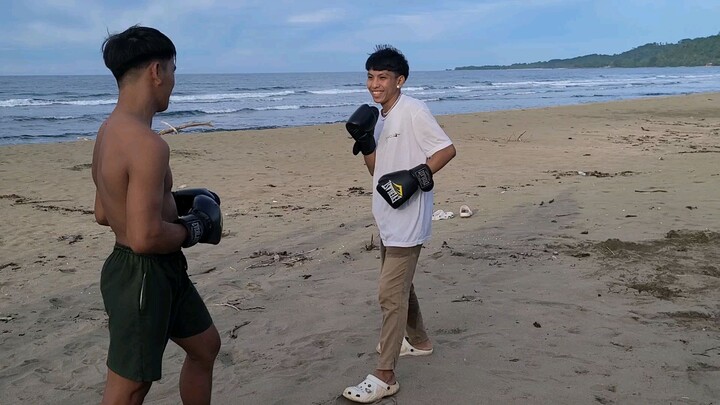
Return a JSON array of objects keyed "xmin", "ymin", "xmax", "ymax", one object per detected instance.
[
  {"xmin": 426, "ymin": 144, "xmax": 456, "ymax": 173},
  {"xmin": 363, "ymin": 152, "xmax": 376, "ymax": 176}
]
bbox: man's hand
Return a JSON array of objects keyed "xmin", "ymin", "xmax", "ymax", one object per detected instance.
[
  {"xmin": 176, "ymin": 195, "xmax": 223, "ymax": 248},
  {"xmin": 173, "ymin": 188, "xmax": 220, "ymax": 216},
  {"xmin": 345, "ymin": 104, "xmax": 379, "ymax": 155}
]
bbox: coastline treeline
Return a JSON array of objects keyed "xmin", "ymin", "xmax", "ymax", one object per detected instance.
[{"xmin": 456, "ymin": 33, "xmax": 720, "ymax": 70}]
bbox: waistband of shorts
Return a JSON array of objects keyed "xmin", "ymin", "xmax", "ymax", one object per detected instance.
[{"xmin": 113, "ymin": 243, "xmax": 185, "ymax": 260}]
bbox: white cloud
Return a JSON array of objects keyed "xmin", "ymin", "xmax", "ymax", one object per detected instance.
[
  {"xmin": 287, "ymin": 8, "xmax": 345, "ymax": 24},
  {"xmin": 4, "ymin": 0, "xmax": 713, "ymax": 74},
  {"xmin": 117, "ymin": 0, "xmax": 219, "ymax": 24},
  {"xmin": 0, "ymin": 0, "xmax": 251, "ymax": 49}
]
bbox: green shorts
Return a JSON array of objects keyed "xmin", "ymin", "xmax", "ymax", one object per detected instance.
[{"xmin": 100, "ymin": 244, "xmax": 213, "ymax": 382}]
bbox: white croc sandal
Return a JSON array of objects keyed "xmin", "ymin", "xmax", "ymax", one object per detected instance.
[
  {"xmin": 432, "ymin": 209, "xmax": 455, "ymax": 221},
  {"xmin": 376, "ymin": 337, "xmax": 434, "ymax": 357},
  {"xmin": 343, "ymin": 374, "xmax": 399, "ymax": 403},
  {"xmin": 459, "ymin": 205, "xmax": 473, "ymax": 218}
]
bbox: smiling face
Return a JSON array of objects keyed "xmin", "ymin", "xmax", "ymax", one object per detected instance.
[{"xmin": 367, "ymin": 69, "xmax": 405, "ymax": 111}]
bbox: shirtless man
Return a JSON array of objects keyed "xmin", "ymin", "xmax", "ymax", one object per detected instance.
[{"xmin": 92, "ymin": 25, "xmax": 222, "ymax": 405}]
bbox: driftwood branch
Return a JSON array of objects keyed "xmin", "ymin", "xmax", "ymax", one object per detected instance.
[
  {"xmin": 230, "ymin": 321, "xmax": 251, "ymax": 339},
  {"xmin": 505, "ymin": 130, "xmax": 528, "ymax": 142},
  {"xmin": 243, "ymin": 248, "xmax": 319, "ymax": 270},
  {"xmin": 212, "ymin": 301, "xmax": 265, "ymax": 311},
  {"xmin": 364, "ymin": 234, "xmax": 378, "ymax": 251},
  {"xmin": 158, "ymin": 121, "xmax": 214, "ymax": 135}
]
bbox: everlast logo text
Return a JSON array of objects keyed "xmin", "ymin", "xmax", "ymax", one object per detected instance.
[
  {"xmin": 380, "ymin": 179, "xmax": 403, "ymax": 204},
  {"xmin": 190, "ymin": 221, "xmax": 202, "ymax": 243}
]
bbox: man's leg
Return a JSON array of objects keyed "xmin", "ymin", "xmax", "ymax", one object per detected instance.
[
  {"xmin": 102, "ymin": 370, "xmax": 152, "ymax": 405},
  {"xmin": 406, "ymin": 283, "xmax": 432, "ymax": 350},
  {"xmin": 100, "ymin": 246, "xmax": 161, "ymax": 404},
  {"xmin": 171, "ymin": 324, "xmax": 221, "ymax": 405},
  {"xmin": 376, "ymin": 244, "xmax": 422, "ymax": 382}
]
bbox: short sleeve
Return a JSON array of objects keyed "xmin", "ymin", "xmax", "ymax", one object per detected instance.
[{"xmin": 411, "ymin": 102, "xmax": 453, "ymax": 157}]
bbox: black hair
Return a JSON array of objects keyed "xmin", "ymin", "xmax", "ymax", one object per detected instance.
[
  {"xmin": 365, "ymin": 44, "xmax": 409, "ymax": 79},
  {"xmin": 102, "ymin": 25, "xmax": 176, "ymax": 82}
]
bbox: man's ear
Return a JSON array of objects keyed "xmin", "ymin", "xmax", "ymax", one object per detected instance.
[
  {"xmin": 149, "ymin": 61, "xmax": 162, "ymax": 86},
  {"xmin": 397, "ymin": 75, "xmax": 406, "ymax": 87}
]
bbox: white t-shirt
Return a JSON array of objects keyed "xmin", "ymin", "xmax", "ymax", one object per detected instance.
[{"xmin": 372, "ymin": 94, "xmax": 453, "ymax": 247}]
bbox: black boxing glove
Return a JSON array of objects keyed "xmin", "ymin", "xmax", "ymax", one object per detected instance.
[
  {"xmin": 173, "ymin": 188, "xmax": 220, "ymax": 216},
  {"xmin": 345, "ymin": 104, "xmax": 379, "ymax": 155},
  {"xmin": 177, "ymin": 195, "xmax": 223, "ymax": 248},
  {"xmin": 376, "ymin": 170, "xmax": 419, "ymax": 209},
  {"xmin": 409, "ymin": 164, "xmax": 434, "ymax": 192}
]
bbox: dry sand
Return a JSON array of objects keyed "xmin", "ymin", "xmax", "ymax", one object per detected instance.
[{"xmin": 1, "ymin": 93, "xmax": 719, "ymax": 404}]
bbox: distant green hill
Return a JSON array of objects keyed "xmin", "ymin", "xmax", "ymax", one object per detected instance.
[{"xmin": 456, "ymin": 33, "xmax": 720, "ymax": 70}]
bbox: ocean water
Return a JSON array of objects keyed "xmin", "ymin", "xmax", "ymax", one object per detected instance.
[{"xmin": 1, "ymin": 67, "xmax": 720, "ymax": 145}]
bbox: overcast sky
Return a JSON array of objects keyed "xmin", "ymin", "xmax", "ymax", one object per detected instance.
[{"xmin": 1, "ymin": 0, "xmax": 719, "ymax": 75}]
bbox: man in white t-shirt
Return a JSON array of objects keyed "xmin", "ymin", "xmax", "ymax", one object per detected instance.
[{"xmin": 342, "ymin": 45, "xmax": 456, "ymax": 403}]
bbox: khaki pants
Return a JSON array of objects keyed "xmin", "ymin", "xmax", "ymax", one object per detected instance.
[{"xmin": 377, "ymin": 243, "xmax": 429, "ymax": 370}]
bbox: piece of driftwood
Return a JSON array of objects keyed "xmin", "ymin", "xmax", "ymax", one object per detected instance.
[
  {"xmin": 213, "ymin": 302, "xmax": 265, "ymax": 311},
  {"xmin": 158, "ymin": 121, "xmax": 213, "ymax": 135},
  {"xmin": 364, "ymin": 234, "xmax": 378, "ymax": 251},
  {"xmin": 230, "ymin": 321, "xmax": 251, "ymax": 339},
  {"xmin": 244, "ymin": 248, "xmax": 318, "ymax": 270}
]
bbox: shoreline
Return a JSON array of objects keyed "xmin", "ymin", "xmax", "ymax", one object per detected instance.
[
  {"xmin": 4, "ymin": 66, "xmax": 720, "ymax": 147},
  {"xmin": 2, "ymin": 91, "xmax": 719, "ymax": 148},
  {"xmin": 1, "ymin": 92, "xmax": 719, "ymax": 403}
]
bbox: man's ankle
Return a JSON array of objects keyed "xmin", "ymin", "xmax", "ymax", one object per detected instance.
[
  {"xmin": 374, "ymin": 369, "xmax": 395, "ymax": 384},
  {"xmin": 413, "ymin": 339, "xmax": 432, "ymax": 350}
]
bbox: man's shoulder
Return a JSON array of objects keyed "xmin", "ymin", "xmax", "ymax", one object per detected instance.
[
  {"xmin": 399, "ymin": 95, "xmax": 429, "ymax": 113},
  {"xmin": 105, "ymin": 114, "xmax": 167, "ymax": 149},
  {"xmin": 401, "ymin": 95, "xmax": 424, "ymax": 107},
  {"xmin": 98, "ymin": 117, "xmax": 169, "ymax": 169}
]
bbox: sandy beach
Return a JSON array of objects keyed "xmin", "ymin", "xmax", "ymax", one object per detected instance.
[{"xmin": 1, "ymin": 93, "xmax": 719, "ymax": 404}]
